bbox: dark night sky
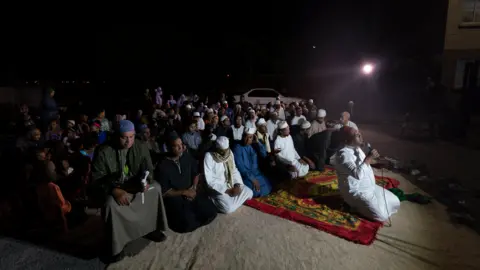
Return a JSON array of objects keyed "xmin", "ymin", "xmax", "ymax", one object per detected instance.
[{"xmin": 3, "ymin": 1, "xmax": 447, "ymax": 88}]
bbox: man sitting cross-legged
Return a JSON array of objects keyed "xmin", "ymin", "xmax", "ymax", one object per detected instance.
[
  {"xmin": 155, "ymin": 132, "xmax": 218, "ymax": 233},
  {"xmin": 204, "ymin": 136, "xmax": 253, "ymax": 214}
]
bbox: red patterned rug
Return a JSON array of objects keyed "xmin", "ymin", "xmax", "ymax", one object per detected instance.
[{"xmin": 245, "ymin": 167, "xmax": 400, "ymax": 245}]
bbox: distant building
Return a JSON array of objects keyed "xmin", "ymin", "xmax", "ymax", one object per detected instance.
[{"xmin": 442, "ymin": 0, "xmax": 480, "ymax": 92}]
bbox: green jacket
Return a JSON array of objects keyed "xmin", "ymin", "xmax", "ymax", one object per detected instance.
[{"xmin": 92, "ymin": 139, "xmax": 154, "ymax": 194}]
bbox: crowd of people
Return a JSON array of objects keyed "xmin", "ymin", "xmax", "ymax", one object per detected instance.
[{"xmin": 7, "ymin": 86, "xmax": 400, "ymax": 263}]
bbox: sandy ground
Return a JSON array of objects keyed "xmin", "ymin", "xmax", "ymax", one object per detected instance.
[
  {"xmin": 107, "ymin": 126, "xmax": 480, "ymax": 270},
  {"xmin": 2, "ymin": 124, "xmax": 480, "ymax": 270}
]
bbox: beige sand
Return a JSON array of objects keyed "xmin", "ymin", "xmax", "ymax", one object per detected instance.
[{"xmin": 108, "ymin": 170, "xmax": 480, "ymax": 270}]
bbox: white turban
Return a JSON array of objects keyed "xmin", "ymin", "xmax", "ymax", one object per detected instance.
[
  {"xmin": 317, "ymin": 109, "xmax": 327, "ymax": 117},
  {"xmin": 216, "ymin": 136, "xmax": 230, "ymax": 150},
  {"xmin": 193, "ymin": 112, "xmax": 200, "ymax": 117},
  {"xmin": 301, "ymin": 121, "xmax": 311, "ymax": 129},
  {"xmin": 207, "ymin": 108, "xmax": 213, "ymax": 113},
  {"xmin": 278, "ymin": 121, "xmax": 289, "ymax": 129},
  {"xmin": 275, "ymin": 100, "xmax": 281, "ymax": 105},
  {"xmin": 245, "ymin": 127, "xmax": 256, "ymax": 134},
  {"xmin": 256, "ymin": 118, "xmax": 266, "ymax": 126},
  {"xmin": 220, "ymin": 115, "xmax": 229, "ymax": 122}
]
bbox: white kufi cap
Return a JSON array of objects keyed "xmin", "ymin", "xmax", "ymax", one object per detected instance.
[
  {"xmin": 317, "ymin": 109, "xmax": 327, "ymax": 117},
  {"xmin": 256, "ymin": 118, "xmax": 267, "ymax": 126},
  {"xmin": 193, "ymin": 112, "xmax": 200, "ymax": 117},
  {"xmin": 301, "ymin": 121, "xmax": 311, "ymax": 129},
  {"xmin": 220, "ymin": 115, "xmax": 229, "ymax": 122},
  {"xmin": 278, "ymin": 121, "xmax": 289, "ymax": 129},
  {"xmin": 245, "ymin": 127, "xmax": 257, "ymax": 135},
  {"xmin": 216, "ymin": 136, "xmax": 230, "ymax": 150}
]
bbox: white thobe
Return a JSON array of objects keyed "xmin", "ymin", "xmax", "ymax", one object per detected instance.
[
  {"xmin": 334, "ymin": 121, "xmax": 359, "ymax": 131},
  {"xmin": 266, "ymin": 119, "xmax": 279, "ymax": 140},
  {"xmin": 245, "ymin": 120, "xmax": 256, "ymax": 129},
  {"xmin": 274, "ymin": 135, "xmax": 309, "ymax": 178},
  {"xmin": 334, "ymin": 146, "xmax": 400, "ymax": 222},
  {"xmin": 307, "ymin": 120, "xmax": 326, "ymax": 138},
  {"xmin": 204, "ymin": 152, "xmax": 253, "ymax": 214},
  {"xmin": 290, "ymin": 115, "xmax": 306, "ymax": 126},
  {"xmin": 276, "ymin": 108, "xmax": 286, "ymax": 120},
  {"xmin": 231, "ymin": 126, "xmax": 244, "ymax": 141},
  {"xmin": 197, "ymin": 118, "xmax": 205, "ymax": 131}
]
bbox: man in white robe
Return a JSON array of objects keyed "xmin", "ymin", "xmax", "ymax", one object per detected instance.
[
  {"xmin": 334, "ymin": 111, "xmax": 359, "ymax": 130},
  {"xmin": 266, "ymin": 112, "xmax": 280, "ymax": 140},
  {"xmin": 274, "ymin": 100, "xmax": 286, "ymax": 120},
  {"xmin": 193, "ymin": 112, "xmax": 205, "ymax": 131},
  {"xmin": 274, "ymin": 121, "xmax": 311, "ymax": 178},
  {"xmin": 230, "ymin": 115, "xmax": 245, "ymax": 141},
  {"xmin": 307, "ymin": 109, "xmax": 327, "ymax": 138},
  {"xmin": 334, "ymin": 126, "xmax": 400, "ymax": 222},
  {"xmin": 290, "ymin": 106, "xmax": 306, "ymax": 126},
  {"xmin": 204, "ymin": 136, "xmax": 253, "ymax": 214}
]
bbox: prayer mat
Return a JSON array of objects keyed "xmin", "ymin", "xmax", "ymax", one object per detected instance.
[{"xmin": 245, "ymin": 167, "xmax": 400, "ymax": 245}]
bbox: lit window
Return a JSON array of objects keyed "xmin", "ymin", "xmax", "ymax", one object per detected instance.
[{"xmin": 462, "ymin": 0, "xmax": 480, "ymax": 22}]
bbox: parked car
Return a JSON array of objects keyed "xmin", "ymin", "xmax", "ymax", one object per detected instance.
[{"xmin": 232, "ymin": 88, "xmax": 303, "ymax": 106}]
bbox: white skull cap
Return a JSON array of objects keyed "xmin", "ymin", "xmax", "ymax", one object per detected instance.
[{"xmin": 216, "ymin": 136, "xmax": 229, "ymax": 150}]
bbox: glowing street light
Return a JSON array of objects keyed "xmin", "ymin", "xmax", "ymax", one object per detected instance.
[{"xmin": 362, "ymin": 63, "xmax": 374, "ymax": 75}]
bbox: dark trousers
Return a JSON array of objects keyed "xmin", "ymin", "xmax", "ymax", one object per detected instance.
[{"xmin": 164, "ymin": 194, "xmax": 217, "ymax": 233}]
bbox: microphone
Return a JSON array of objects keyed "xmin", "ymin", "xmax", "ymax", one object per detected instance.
[
  {"xmin": 366, "ymin": 142, "xmax": 378, "ymax": 158},
  {"xmin": 366, "ymin": 143, "xmax": 372, "ymax": 153},
  {"xmin": 366, "ymin": 142, "xmax": 384, "ymax": 160}
]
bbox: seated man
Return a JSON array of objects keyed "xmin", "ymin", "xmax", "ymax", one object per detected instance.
[
  {"xmin": 255, "ymin": 118, "xmax": 271, "ymax": 155},
  {"xmin": 274, "ymin": 121, "xmax": 312, "ymax": 178},
  {"xmin": 233, "ymin": 127, "xmax": 272, "ymax": 197},
  {"xmin": 182, "ymin": 120, "xmax": 202, "ymax": 157},
  {"xmin": 334, "ymin": 111, "xmax": 358, "ymax": 131},
  {"xmin": 307, "ymin": 129, "xmax": 332, "ymax": 171},
  {"xmin": 156, "ymin": 133, "xmax": 217, "ymax": 233},
  {"xmin": 204, "ymin": 136, "xmax": 253, "ymax": 213},
  {"xmin": 307, "ymin": 109, "xmax": 327, "ymax": 138},
  {"xmin": 92, "ymin": 120, "xmax": 168, "ymax": 262},
  {"xmin": 334, "ymin": 126, "xmax": 400, "ymax": 222}
]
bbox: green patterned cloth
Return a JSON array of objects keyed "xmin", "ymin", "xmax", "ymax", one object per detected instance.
[{"xmin": 388, "ymin": 188, "xmax": 432, "ymax": 204}]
